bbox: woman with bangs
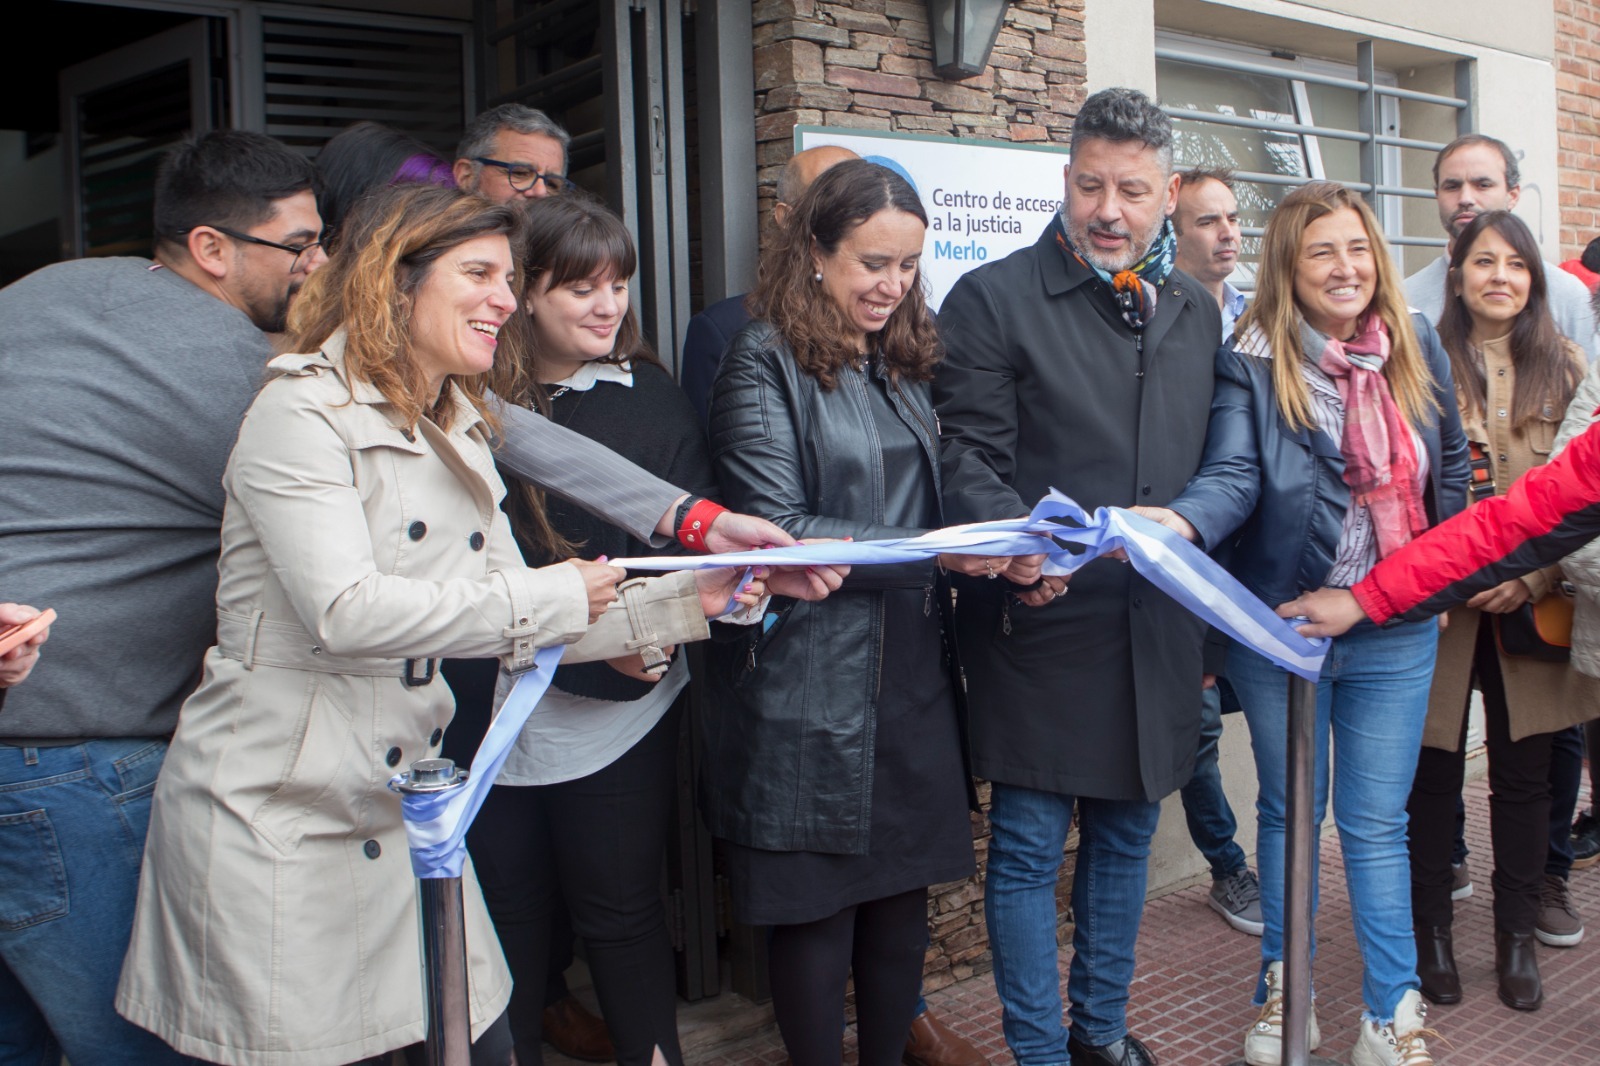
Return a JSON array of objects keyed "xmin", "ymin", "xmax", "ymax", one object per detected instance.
[
  {"xmin": 441, "ymin": 194, "xmax": 714, "ymax": 1066},
  {"xmin": 1134, "ymin": 181, "xmax": 1469, "ymax": 1066},
  {"xmin": 1406, "ymin": 209, "xmax": 1591, "ymax": 1013},
  {"xmin": 704, "ymin": 159, "xmax": 992, "ymax": 1065},
  {"xmin": 113, "ymin": 185, "xmax": 772, "ymax": 1066}
]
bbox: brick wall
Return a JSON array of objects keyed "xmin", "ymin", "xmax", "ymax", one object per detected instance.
[
  {"xmin": 751, "ymin": 0, "xmax": 1087, "ymax": 248},
  {"xmin": 1556, "ymin": 0, "xmax": 1600, "ymax": 258}
]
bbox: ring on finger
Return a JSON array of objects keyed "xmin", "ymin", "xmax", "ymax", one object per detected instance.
[{"xmin": 985, "ymin": 560, "xmax": 997, "ymax": 579}]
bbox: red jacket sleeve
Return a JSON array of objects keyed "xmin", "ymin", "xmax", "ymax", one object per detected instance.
[{"xmin": 1353, "ymin": 415, "xmax": 1600, "ymax": 623}]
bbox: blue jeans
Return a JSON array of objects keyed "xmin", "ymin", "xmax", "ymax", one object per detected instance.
[
  {"xmin": 984, "ymin": 782, "xmax": 1162, "ymax": 1062},
  {"xmin": 1181, "ymin": 685, "xmax": 1248, "ymax": 879},
  {"xmin": 0, "ymin": 739, "xmax": 196, "ymax": 1066},
  {"xmin": 1227, "ymin": 620, "xmax": 1437, "ymax": 1023}
]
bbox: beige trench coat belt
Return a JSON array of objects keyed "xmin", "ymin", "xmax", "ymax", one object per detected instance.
[{"xmin": 215, "ymin": 608, "xmax": 436, "ymax": 684}]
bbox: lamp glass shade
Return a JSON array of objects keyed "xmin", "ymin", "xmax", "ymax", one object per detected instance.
[{"xmin": 928, "ymin": 0, "xmax": 1009, "ymax": 78}]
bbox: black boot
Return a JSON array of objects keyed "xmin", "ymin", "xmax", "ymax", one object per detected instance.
[
  {"xmin": 1414, "ymin": 924, "xmax": 1462, "ymax": 1005},
  {"xmin": 1495, "ymin": 927, "xmax": 1543, "ymax": 1011}
]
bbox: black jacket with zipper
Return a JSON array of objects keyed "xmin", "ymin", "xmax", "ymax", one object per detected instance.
[{"xmin": 703, "ymin": 320, "xmax": 969, "ymax": 855}]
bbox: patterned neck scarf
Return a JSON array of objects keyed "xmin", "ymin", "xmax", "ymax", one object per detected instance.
[
  {"xmin": 1054, "ymin": 212, "xmax": 1177, "ymax": 331},
  {"xmin": 1300, "ymin": 313, "xmax": 1428, "ymax": 559}
]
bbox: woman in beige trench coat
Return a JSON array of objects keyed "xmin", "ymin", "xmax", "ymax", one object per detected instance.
[
  {"xmin": 113, "ymin": 187, "xmax": 800, "ymax": 1066},
  {"xmin": 1407, "ymin": 210, "xmax": 1597, "ymax": 1014}
]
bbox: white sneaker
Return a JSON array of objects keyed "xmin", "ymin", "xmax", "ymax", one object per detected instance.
[
  {"xmin": 1242, "ymin": 961, "xmax": 1322, "ymax": 1066},
  {"xmin": 1350, "ymin": 989, "xmax": 1439, "ymax": 1066}
]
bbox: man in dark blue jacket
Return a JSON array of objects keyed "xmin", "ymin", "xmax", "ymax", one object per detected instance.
[{"xmin": 679, "ymin": 144, "xmax": 856, "ymax": 427}]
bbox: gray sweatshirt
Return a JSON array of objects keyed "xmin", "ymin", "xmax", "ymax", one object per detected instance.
[{"xmin": 0, "ymin": 258, "xmax": 276, "ymax": 741}]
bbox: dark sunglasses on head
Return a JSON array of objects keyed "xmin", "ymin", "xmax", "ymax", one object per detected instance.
[{"xmin": 474, "ymin": 157, "xmax": 567, "ymax": 193}]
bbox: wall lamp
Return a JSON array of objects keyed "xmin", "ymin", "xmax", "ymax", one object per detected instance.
[{"xmin": 927, "ymin": 0, "xmax": 1011, "ymax": 79}]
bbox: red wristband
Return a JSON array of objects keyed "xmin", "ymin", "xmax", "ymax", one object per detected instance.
[{"xmin": 677, "ymin": 499, "xmax": 728, "ymax": 552}]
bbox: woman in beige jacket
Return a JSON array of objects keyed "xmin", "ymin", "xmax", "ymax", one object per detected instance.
[
  {"xmin": 113, "ymin": 187, "xmax": 798, "ymax": 1066},
  {"xmin": 1409, "ymin": 210, "xmax": 1592, "ymax": 1013}
]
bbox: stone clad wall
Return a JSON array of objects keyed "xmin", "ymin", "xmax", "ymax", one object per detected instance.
[
  {"xmin": 751, "ymin": 0, "xmax": 1087, "ymax": 248},
  {"xmin": 1556, "ymin": 0, "xmax": 1600, "ymax": 257},
  {"xmin": 746, "ymin": 0, "xmax": 1092, "ymax": 987}
]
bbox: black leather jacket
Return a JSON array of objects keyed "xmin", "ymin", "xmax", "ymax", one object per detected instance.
[
  {"xmin": 702, "ymin": 321, "xmax": 963, "ymax": 854},
  {"xmin": 1170, "ymin": 312, "xmax": 1470, "ymax": 607}
]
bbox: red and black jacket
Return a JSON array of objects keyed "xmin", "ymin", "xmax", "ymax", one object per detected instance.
[{"xmin": 1353, "ymin": 412, "xmax": 1600, "ymax": 624}]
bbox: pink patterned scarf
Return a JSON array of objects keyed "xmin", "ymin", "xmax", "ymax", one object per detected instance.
[{"xmin": 1305, "ymin": 313, "xmax": 1428, "ymax": 559}]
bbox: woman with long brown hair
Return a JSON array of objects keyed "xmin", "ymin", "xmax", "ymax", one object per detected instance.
[
  {"xmin": 703, "ymin": 159, "xmax": 1000, "ymax": 1065},
  {"xmin": 1135, "ymin": 181, "xmax": 1469, "ymax": 1065},
  {"xmin": 1407, "ymin": 209, "xmax": 1590, "ymax": 1013},
  {"xmin": 113, "ymin": 185, "xmax": 768, "ymax": 1066}
]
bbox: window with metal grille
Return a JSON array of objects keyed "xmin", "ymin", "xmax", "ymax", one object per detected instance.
[
  {"xmin": 1156, "ymin": 31, "xmax": 1471, "ymax": 289},
  {"xmin": 259, "ymin": 14, "xmax": 468, "ymax": 159}
]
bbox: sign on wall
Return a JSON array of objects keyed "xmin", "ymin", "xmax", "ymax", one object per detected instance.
[{"xmin": 795, "ymin": 126, "xmax": 1070, "ymax": 310}]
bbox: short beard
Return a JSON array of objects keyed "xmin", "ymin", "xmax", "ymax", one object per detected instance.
[
  {"xmin": 247, "ymin": 286, "xmax": 295, "ymax": 335},
  {"xmin": 1066, "ymin": 212, "xmax": 1167, "ymax": 274}
]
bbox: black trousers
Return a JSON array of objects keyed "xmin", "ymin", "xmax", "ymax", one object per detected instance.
[
  {"xmin": 1409, "ymin": 616, "xmax": 1555, "ymax": 933},
  {"xmin": 466, "ymin": 703, "xmax": 684, "ymax": 1066}
]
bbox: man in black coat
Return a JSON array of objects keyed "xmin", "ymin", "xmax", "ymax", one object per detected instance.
[{"xmin": 935, "ymin": 88, "xmax": 1221, "ymax": 1066}]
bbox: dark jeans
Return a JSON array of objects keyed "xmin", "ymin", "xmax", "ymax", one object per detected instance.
[
  {"xmin": 1547, "ymin": 724, "xmax": 1584, "ymax": 878},
  {"xmin": 1181, "ymin": 683, "xmax": 1248, "ymax": 879},
  {"xmin": 466, "ymin": 705, "xmax": 683, "ymax": 1066},
  {"xmin": 1410, "ymin": 617, "xmax": 1555, "ymax": 933}
]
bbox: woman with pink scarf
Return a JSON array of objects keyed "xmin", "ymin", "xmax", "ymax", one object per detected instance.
[{"xmin": 1134, "ymin": 181, "xmax": 1468, "ymax": 1066}]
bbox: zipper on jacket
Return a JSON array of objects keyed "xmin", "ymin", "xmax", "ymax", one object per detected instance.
[
  {"xmin": 1001, "ymin": 596, "xmax": 1013, "ymax": 636},
  {"xmin": 1134, "ymin": 332, "xmax": 1146, "ymax": 379}
]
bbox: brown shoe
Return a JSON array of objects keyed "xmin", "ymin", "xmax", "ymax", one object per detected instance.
[
  {"xmin": 904, "ymin": 1008, "xmax": 987, "ymax": 1066},
  {"xmin": 1494, "ymin": 927, "xmax": 1543, "ymax": 1012},
  {"xmin": 541, "ymin": 994, "xmax": 616, "ymax": 1062}
]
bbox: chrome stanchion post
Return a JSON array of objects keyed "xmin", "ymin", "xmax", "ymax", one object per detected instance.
[
  {"xmin": 393, "ymin": 757, "xmax": 472, "ymax": 1066},
  {"xmin": 1282, "ymin": 672, "xmax": 1336, "ymax": 1065},
  {"xmin": 1226, "ymin": 672, "xmax": 1335, "ymax": 1066}
]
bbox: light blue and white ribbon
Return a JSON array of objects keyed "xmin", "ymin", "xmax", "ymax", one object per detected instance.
[
  {"xmin": 395, "ymin": 490, "xmax": 1327, "ymax": 878},
  {"xmin": 392, "ymin": 644, "xmax": 562, "ymax": 879},
  {"xmin": 621, "ymin": 489, "xmax": 1328, "ymax": 681}
]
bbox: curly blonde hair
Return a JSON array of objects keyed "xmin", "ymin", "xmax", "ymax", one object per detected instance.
[{"xmin": 285, "ymin": 184, "xmax": 525, "ymax": 432}]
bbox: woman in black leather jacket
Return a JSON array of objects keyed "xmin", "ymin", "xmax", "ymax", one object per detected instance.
[
  {"xmin": 705, "ymin": 160, "xmax": 1003, "ymax": 1065},
  {"xmin": 1137, "ymin": 182, "xmax": 1469, "ymax": 1066}
]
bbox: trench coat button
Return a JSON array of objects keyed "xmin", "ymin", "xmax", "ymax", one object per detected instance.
[
  {"xmin": 468, "ymin": 531, "xmax": 485, "ymax": 551},
  {"xmin": 385, "ymin": 746, "xmax": 402, "ymax": 768},
  {"xmin": 363, "ymin": 839, "xmax": 381, "ymax": 859},
  {"xmin": 1497, "ymin": 368, "xmax": 1507, "ymax": 376},
  {"xmin": 408, "ymin": 521, "xmax": 427, "ymax": 541},
  {"xmin": 1141, "ymin": 484, "xmax": 1152, "ymax": 496},
  {"xmin": 1133, "ymin": 597, "xmax": 1143, "ymax": 608},
  {"xmin": 429, "ymin": 728, "xmax": 443, "ymax": 747},
  {"xmin": 1499, "ymin": 453, "xmax": 1509, "ymax": 463}
]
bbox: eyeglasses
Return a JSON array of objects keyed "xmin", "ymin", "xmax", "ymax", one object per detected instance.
[
  {"xmin": 187, "ymin": 225, "xmax": 323, "ymax": 271},
  {"xmin": 473, "ymin": 157, "xmax": 568, "ymax": 194}
]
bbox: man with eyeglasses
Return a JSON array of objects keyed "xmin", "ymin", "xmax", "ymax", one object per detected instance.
[
  {"xmin": 454, "ymin": 103, "xmax": 571, "ymax": 203},
  {"xmin": 0, "ymin": 129, "xmax": 323, "ymax": 1065}
]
